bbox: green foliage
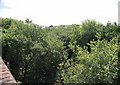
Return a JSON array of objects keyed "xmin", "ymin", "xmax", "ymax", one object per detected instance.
[
  {"xmin": 2, "ymin": 18, "xmax": 65, "ymax": 83},
  {"xmin": 1, "ymin": 18, "xmax": 119, "ymax": 84},
  {"xmin": 1, "ymin": 18, "xmax": 12, "ymax": 29},
  {"xmin": 57, "ymin": 38, "xmax": 118, "ymax": 84},
  {"xmin": 78, "ymin": 20, "xmax": 104, "ymax": 46}
]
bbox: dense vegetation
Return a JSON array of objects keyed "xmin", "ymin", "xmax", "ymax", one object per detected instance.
[{"xmin": 0, "ymin": 18, "xmax": 120, "ymax": 84}]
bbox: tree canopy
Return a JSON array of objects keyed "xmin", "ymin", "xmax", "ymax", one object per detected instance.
[{"xmin": 1, "ymin": 18, "xmax": 120, "ymax": 84}]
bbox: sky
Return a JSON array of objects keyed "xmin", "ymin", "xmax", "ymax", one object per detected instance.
[{"xmin": 0, "ymin": 0, "xmax": 119, "ymax": 26}]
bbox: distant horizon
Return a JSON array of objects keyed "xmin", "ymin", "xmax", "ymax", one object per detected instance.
[
  {"xmin": 0, "ymin": 17, "xmax": 118, "ymax": 27},
  {"xmin": 0, "ymin": 0, "xmax": 119, "ymax": 26}
]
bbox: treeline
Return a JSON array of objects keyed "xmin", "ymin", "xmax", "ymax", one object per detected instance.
[{"xmin": 0, "ymin": 18, "xmax": 120, "ymax": 84}]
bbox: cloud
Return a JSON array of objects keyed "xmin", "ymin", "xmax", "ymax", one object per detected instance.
[{"xmin": 0, "ymin": 0, "xmax": 119, "ymax": 26}]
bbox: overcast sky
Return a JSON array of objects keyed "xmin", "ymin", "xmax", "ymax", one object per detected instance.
[{"xmin": 0, "ymin": 0, "xmax": 119, "ymax": 26}]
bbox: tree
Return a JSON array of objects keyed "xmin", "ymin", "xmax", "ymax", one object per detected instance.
[
  {"xmin": 25, "ymin": 18, "xmax": 32, "ymax": 23},
  {"xmin": 2, "ymin": 18, "xmax": 65, "ymax": 83},
  {"xmin": 56, "ymin": 38, "xmax": 118, "ymax": 84}
]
